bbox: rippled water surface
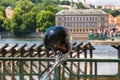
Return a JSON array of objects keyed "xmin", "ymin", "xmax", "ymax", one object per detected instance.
[{"xmin": 0, "ymin": 38, "xmax": 118, "ymax": 58}]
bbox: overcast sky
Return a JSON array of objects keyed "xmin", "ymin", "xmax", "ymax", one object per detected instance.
[{"xmin": 70, "ymin": 0, "xmax": 120, "ymax": 6}]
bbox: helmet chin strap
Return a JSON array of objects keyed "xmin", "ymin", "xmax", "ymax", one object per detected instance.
[{"xmin": 56, "ymin": 45, "xmax": 66, "ymax": 52}]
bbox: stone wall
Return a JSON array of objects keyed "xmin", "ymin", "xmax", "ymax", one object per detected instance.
[
  {"xmin": 0, "ymin": 32, "xmax": 15, "ymax": 38},
  {"xmin": 25, "ymin": 32, "xmax": 44, "ymax": 38},
  {"xmin": 0, "ymin": 32, "xmax": 44, "ymax": 38},
  {"xmin": 70, "ymin": 33, "xmax": 88, "ymax": 39}
]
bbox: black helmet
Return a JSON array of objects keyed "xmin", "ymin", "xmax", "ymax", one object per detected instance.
[{"xmin": 43, "ymin": 26, "xmax": 70, "ymax": 53}]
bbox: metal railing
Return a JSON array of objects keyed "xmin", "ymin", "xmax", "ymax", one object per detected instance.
[{"xmin": 0, "ymin": 57, "xmax": 120, "ymax": 80}]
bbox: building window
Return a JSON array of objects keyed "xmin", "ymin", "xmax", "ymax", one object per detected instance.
[
  {"xmin": 74, "ymin": 29, "xmax": 75, "ymax": 32},
  {"xmin": 86, "ymin": 29, "xmax": 88, "ymax": 32},
  {"xmin": 95, "ymin": 17, "xmax": 98, "ymax": 21},
  {"xmin": 83, "ymin": 17, "xmax": 85, "ymax": 21},
  {"xmin": 64, "ymin": 17, "xmax": 66, "ymax": 21},
  {"xmin": 79, "ymin": 17, "xmax": 81, "ymax": 21},
  {"xmin": 67, "ymin": 17, "xmax": 69, "ymax": 21},
  {"xmin": 77, "ymin": 17, "xmax": 78, "ymax": 21},
  {"xmin": 58, "ymin": 17, "xmax": 62, "ymax": 21},
  {"xmin": 86, "ymin": 17, "xmax": 88, "ymax": 21},
  {"xmin": 70, "ymin": 17, "xmax": 72, "ymax": 21},
  {"xmin": 80, "ymin": 29, "xmax": 82, "ymax": 32},
  {"xmin": 77, "ymin": 29, "xmax": 78, "ymax": 32},
  {"xmin": 89, "ymin": 17, "xmax": 91, "ymax": 21},
  {"xmin": 83, "ymin": 29, "xmax": 85, "ymax": 32}
]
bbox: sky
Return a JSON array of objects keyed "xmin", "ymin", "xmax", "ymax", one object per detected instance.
[{"xmin": 70, "ymin": 0, "xmax": 120, "ymax": 6}]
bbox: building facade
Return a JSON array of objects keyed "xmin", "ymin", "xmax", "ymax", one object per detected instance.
[
  {"xmin": 116, "ymin": 16, "xmax": 120, "ymax": 31},
  {"xmin": 55, "ymin": 9, "xmax": 108, "ymax": 39},
  {"xmin": 108, "ymin": 14, "xmax": 116, "ymax": 29}
]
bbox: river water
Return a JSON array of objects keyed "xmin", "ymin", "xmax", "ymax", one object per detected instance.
[
  {"xmin": 0, "ymin": 38, "xmax": 119, "ymax": 80},
  {"xmin": 0, "ymin": 38, "xmax": 117, "ymax": 58}
]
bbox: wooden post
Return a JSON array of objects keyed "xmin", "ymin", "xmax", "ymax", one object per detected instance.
[
  {"xmin": 89, "ymin": 44, "xmax": 94, "ymax": 80},
  {"xmin": 68, "ymin": 62, "xmax": 73, "ymax": 80},
  {"xmin": 111, "ymin": 45, "xmax": 120, "ymax": 77},
  {"xmin": 68, "ymin": 51, "xmax": 73, "ymax": 80},
  {"xmin": 1, "ymin": 43, "xmax": 8, "ymax": 80},
  {"xmin": 84, "ymin": 50, "xmax": 87, "ymax": 80},
  {"xmin": 117, "ymin": 46, "xmax": 120, "ymax": 77},
  {"xmin": 18, "ymin": 43, "xmax": 27, "ymax": 80},
  {"xmin": 77, "ymin": 50, "xmax": 80, "ymax": 80},
  {"xmin": 36, "ymin": 44, "xmax": 43, "ymax": 78},
  {"xmin": 28, "ymin": 44, "xmax": 36, "ymax": 80},
  {"xmin": 118, "ymin": 46, "xmax": 120, "ymax": 58},
  {"xmin": 10, "ymin": 43, "xmax": 18, "ymax": 80}
]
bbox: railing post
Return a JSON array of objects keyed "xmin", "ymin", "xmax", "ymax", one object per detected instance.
[
  {"xmin": 118, "ymin": 46, "xmax": 120, "ymax": 80},
  {"xmin": 19, "ymin": 60, "xmax": 25, "ymax": 80},
  {"xmin": 1, "ymin": 43, "xmax": 8, "ymax": 80},
  {"xmin": 18, "ymin": 43, "xmax": 27, "ymax": 80},
  {"xmin": 54, "ymin": 66, "xmax": 61, "ymax": 80},
  {"xmin": 89, "ymin": 43, "xmax": 94, "ymax": 80},
  {"xmin": 68, "ymin": 51, "xmax": 73, "ymax": 80},
  {"xmin": 76, "ymin": 50, "xmax": 80, "ymax": 80},
  {"xmin": 94, "ymin": 62, "xmax": 97, "ymax": 80},
  {"xmin": 28, "ymin": 44, "xmax": 36, "ymax": 80},
  {"xmin": 36, "ymin": 44, "xmax": 43, "ymax": 79},
  {"xmin": 10, "ymin": 43, "xmax": 18, "ymax": 80}
]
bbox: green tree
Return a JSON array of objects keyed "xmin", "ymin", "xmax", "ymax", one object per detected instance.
[
  {"xmin": 0, "ymin": 6, "xmax": 6, "ymax": 32},
  {"xmin": 21, "ymin": 12, "xmax": 36, "ymax": 36},
  {"xmin": 31, "ymin": 0, "xmax": 42, "ymax": 4},
  {"xmin": 0, "ymin": 6, "xmax": 5, "ymax": 17},
  {"xmin": 42, "ymin": 0, "xmax": 54, "ymax": 6},
  {"xmin": 10, "ymin": 0, "xmax": 36, "ymax": 37},
  {"xmin": 44, "ymin": 5, "xmax": 59, "ymax": 14},
  {"xmin": 0, "ymin": 16, "xmax": 5, "ymax": 32},
  {"xmin": 10, "ymin": 8, "xmax": 23, "ymax": 36},
  {"xmin": 54, "ymin": 0, "xmax": 60, "ymax": 5},
  {"xmin": 112, "ymin": 10, "xmax": 120, "ymax": 17},
  {"xmin": 16, "ymin": 0, "xmax": 35, "ymax": 13},
  {"xmin": 0, "ymin": 0, "xmax": 16, "ymax": 7},
  {"xmin": 34, "ymin": 3, "xmax": 45, "ymax": 11},
  {"xmin": 76, "ymin": 2, "xmax": 85, "ymax": 9},
  {"xmin": 3, "ymin": 18, "xmax": 11, "ymax": 31},
  {"xmin": 60, "ymin": 0, "xmax": 71, "ymax": 5},
  {"xmin": 36, "ymin": 10, "xmax": 54, "ymax": 32}
]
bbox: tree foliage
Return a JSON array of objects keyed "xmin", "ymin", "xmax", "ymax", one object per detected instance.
[
  {"xmin": 3, "ymin": 18, "xmax": 11, "ymax": 31},
  {"xmin": 0, "ymin": 6, "xmax": 5, "ymax": 17},
  {"xmin": 10, "ymin": 0, "xmax": 36, "ymax": 37},
  {"xmin": 76, "ymin": 2, "xmax": 85, "ymax": 9},
  {"xmin": 16, "ymin": 0, "xmax": 35, "ymax": 13},
  {"xmin": 0, "ymin": 16, "xmax": 5, "ymax": 31},
  {"xmin": 1, "ymin": 0, "xmax": 119, "ymax": 37},
  {"xmin": 0, "ymin": 0, "xmax": 16, "ymax": 8},
  {"xmin": 103, "ymin": 9, "xmax": 120, "ymax": 17},
  {"xmin": 36, "ymin": 10, "xmax": 54, "ymax": 32},
  {"xmin": 60, "ymin": 0, "xmax": 70, "ymax": 5}
]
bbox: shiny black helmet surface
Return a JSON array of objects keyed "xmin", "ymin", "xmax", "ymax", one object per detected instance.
[{"xmin": 43, "ymin": 26, "xmax": 70, "ymax": 53}]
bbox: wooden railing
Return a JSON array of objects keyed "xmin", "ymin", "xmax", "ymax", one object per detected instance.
[{"xmin": 0, "ymin": 42, "xmax": 96, "ymax": 80}]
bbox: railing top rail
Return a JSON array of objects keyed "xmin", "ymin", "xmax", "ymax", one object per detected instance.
[{"xmin": 0, "ymin": 57, "xmax": 120, "ymax": 62}]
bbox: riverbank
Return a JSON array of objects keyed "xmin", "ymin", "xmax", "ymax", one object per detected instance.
[
  {"xmin": 0, "ymin": 32, "xmax": 44, "ymax": 38},
  {"xmin": 0, "ymin": 32, "xmax": 15, "ymax": 38}
]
